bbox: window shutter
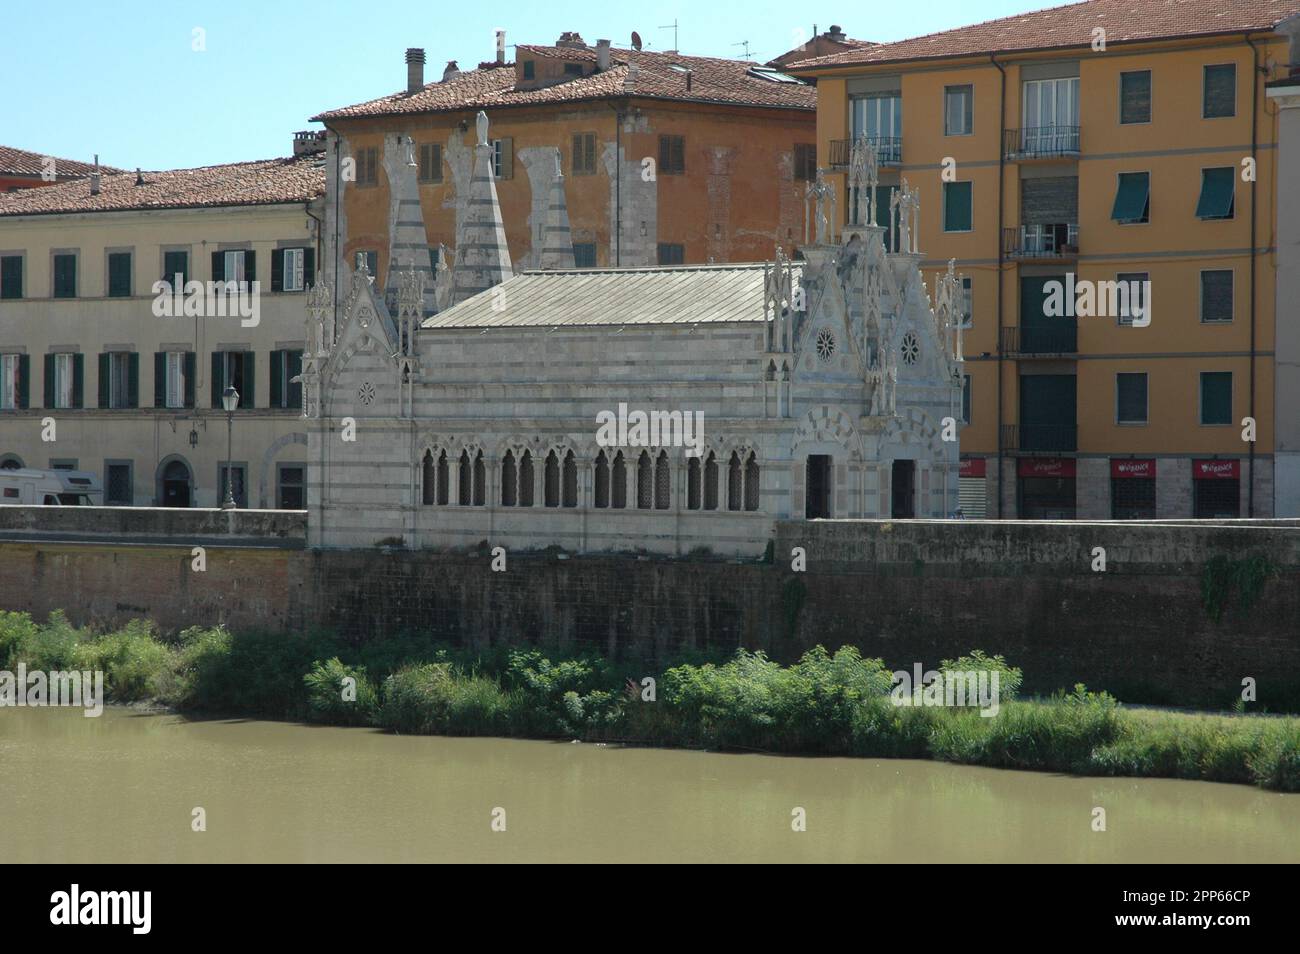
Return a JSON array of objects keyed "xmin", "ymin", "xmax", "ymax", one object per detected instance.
[
  {"xmin": 673, "ymin": 136, "xmax": 684, "ymax": 173},
  {"xmin": 98, "ymin": 353, "xmax": 111, "ymax": 408},
  {"xmin": 43, "ymin": 354, "xmax": 54, "ymax": 408},
  {"xmin": 1020, "ymin": 177, "xmax": 1078, "ymax": 225},
  {"xmin": 1111, "ymin": 173, "xmax": 1149, "ymax": 223},
  {"xmin": 18, "ymin": 354, "xmax": 29, "ymax": 409},
  {"xmin": 944, "ymin": 181, "xmax": 972, "ymax": 231},
  {"xmin": 184, "ymin": 352, "xmax": 196, "ymax": 408},
  {"xmin": 271, "ymin": 249, "xmax": 284, "ymax": 292},
  {"xmin": 154, "ymin": 352, "xmax": 166, "ymax": 407},
  {"xmin": 585, "ymin": 134, "xmax": 595, "ymax": 173},
  {"xmin": 211, "ymin": 251, "xmax": 225, "ymax": 282},
  {"xmin": 242, "ymin": 352, "xmax": 255, "ymax": 408},
  {"xmin": 127, "ymin": 352, "xmax": 139, "ymax": 408},
  {"xmin": 1202, "ymin": 271, "xmax": 1234, "ymax": 321},
  {"xmin": 499, "ymin": 137, "xmax": 513, "ymax": 179},
  {"xmin": 72, "ymin": 353, "xmax": 84, "ymax": 408},
  {"xmin": 288, "ymin": 351, "xmax": 303, "ymax": 409},
  {"xmin": 211, "ymin": 352, "xmax": 224, "ymax": 408},
  {"xmin": 1204, "ymin": 65, "xmax": 1235, "ymax": 118},
  {"xmin": 572, "ymin": 134, "xmax": 582, "ymax": 174},
  {"xmin": 303, "ymin": 248, "xmax": 315, "ymax": 287},
  {"xmin": 270, "ymin": 350, "xmax": 283, "ymax": 408},
  {"xmin": 244, "ymin": 250, "xmax": 256, "ymax": 283},
  {"xmin": 1195, "ymin": 167, "xmax": 1235, "ymax": 219},
  {"xmin": 1120, "ymin": 71, "xmax": 1151, "ymax": 124},
  {"xmin": 659, "ymin": 135, "xmax": 670, "ymax": 172}
]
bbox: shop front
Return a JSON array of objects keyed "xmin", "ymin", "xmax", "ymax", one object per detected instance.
[
  {"xmin": 958, "ymin": 457, "xmax": 987, "ymax": 518},
  {"xmin": 1193, "ymin": 459, "xmax": 1240, "ymax": 518},
  {"xmin": 1111, "ymin": 458, "xmax": 1156, "ymax": 519},
  {"xmin": 1017, "ymin": 457, "xmax": 1076, "ymax": 519}
]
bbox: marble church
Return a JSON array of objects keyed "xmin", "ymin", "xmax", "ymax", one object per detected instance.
[{"xmin": 301, "ymin": 113, "xmax": 964, "ymax": 555}]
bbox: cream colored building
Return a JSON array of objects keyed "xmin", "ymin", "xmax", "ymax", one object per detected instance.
[{"xmin": 0, "ymin": 138, "xmax": 325, "ymax": 507}]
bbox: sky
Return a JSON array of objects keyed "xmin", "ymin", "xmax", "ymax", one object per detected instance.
[{"xmin": 1, "ymin": 0, "xmax": 1057, "ymax": 171}]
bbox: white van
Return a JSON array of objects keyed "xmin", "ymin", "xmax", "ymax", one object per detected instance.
[{"xmin": 0, "ymin": 468, "xmax": 103, "ymax": 506}]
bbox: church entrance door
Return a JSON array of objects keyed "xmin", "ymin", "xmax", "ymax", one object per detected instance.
[{"xmin": 806, "ymin": 455, "xmax": 832, "ymax": 519}]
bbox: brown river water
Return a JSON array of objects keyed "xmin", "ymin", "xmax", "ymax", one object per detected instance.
[{"xmin": 2, "ymin": 706, "xmax": 1297, "ymax": 863}]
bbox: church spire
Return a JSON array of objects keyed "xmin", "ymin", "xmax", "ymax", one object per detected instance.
[
  {"xmin": 386, "ymin": 135, "xmax": 437, "ymax": 316},
  {"xmin": 450, "ymin": 110, "xmax": 513, "ymax": 305},
  {"xmin": 537, "ymin": 151, "xmax": 576, "ymax": 269}
]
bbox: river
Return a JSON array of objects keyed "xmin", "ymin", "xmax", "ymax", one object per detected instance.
[{"xmin": 2, "ymin": 707, "xmax": 1297, "ymax": 863}]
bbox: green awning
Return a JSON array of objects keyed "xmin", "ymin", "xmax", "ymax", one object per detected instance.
[
  {"xmin": 1111, "ymin": 172, "xmax": 1149, "ymax": 223},
  {"xmin": 1195, "ymin": 167, "xmax": 1235, "ymax": 219}
]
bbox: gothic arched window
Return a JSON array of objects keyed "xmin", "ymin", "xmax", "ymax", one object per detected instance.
[
  {"xmin": 459, "ymin": 450, "xmax": 471, "ymax": 505},
  {"xmin": 687, "ymin": 456, "xmax": 701, "ymax": 510},
  {"xmin": 437, "ymin": 450, "xmax": 449, "ymax": 505},
  {"xmin": 594, "ymin": 451, "xmax": 610, "ymax": 509},
  {"xmin": 501, "ymin": 451, "xmax": 517, "ymax": 507},
  {"xmin": 655, "ymin": 451, "xmax": 670, "ymax": 510},
  {"xmin": 422, "ymin": 450, "xmax": 435, "ymax": 506},
  {"xmin": 612, "ymin": 452, "xmax": 627, "ymax": 509},
  {"xmin": 637, "ymin": 451, "xmax": 653, "ymax": 509},
  {"xmin": 704, "ymin": 451, "xmax": 719, "ymax": 511},
  {"xmin": 472, "ymin": 451, "xmax": 485, "ymax": 506},
  {"xmin": 727, "ymin": 452, "xmax": 742, "ymax": 511},
  {"xmin": 519, "ymin": 450, "xmax": 534, "ymax": 507},
  {"xmin": 744, "ymin": 452, "xmax": 760, "ymax": 512},
  {"xmin": 544, "ymin": 450, "xmax": 560, "ymax": 508},
  {"xmin": 562, "ymin": 451, "xmax": 578, "ymax": 508}
]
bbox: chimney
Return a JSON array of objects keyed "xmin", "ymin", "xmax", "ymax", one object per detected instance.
[
  {"xmin": 556, "ymin": 31, "xmax": 587, "ymax": 49},
  {"xmin": 294, "ymin": 130, "xmax": 327, "ymax": 157},
  {"xmin": 623, "ymin": 62, "xmax": 639, "ymax": 93},
  {"xmin": 596, "ymin": 39, "xmax": 611, "ymax": 71},
  {"xmin": 443, "ymin": 60, "xmax": 460, "ymax": 82},
  {"xmin": 90, "ymin": 155, "xmax": 100, "ymax": 195},
  {"xmin": 496, "ymin": 30, "xmax": 506, "ymax": 65},
  {"xmin": 406, "ymin": 48, "xmax": 426, "ymax": 93},
  {"xmin": 685, "ymin": 71, "xmax": 693, "ymax": 92},
  {"xmin": 135, "ymin": 168, "xmax": 144, "ymax": 186},
  {"xmin": 827, "ymin": 24, "xmax": 846, "ymax": 41}
]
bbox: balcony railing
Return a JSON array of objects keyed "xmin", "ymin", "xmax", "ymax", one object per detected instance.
[
  {"xmin": 1003, "ymin": 224, "xmax": 1079, "ymax": 259},
  {"xmin": 828, "ymin": 136, "xmax": 902, "ymax": 168},
  {"xmin": 1001, "ymin": 324, "xmax": 1078, "ymax": 356},
  {"xmin": 1000, "ymin": 424, "xmax": 1078, "ymax": 453},
  {"xmin": 1004, "ymin": 125, "xmax": 1080, "ymax": 159}
]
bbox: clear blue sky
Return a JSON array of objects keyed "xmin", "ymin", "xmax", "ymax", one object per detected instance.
[{"xmin": 2, "ymin": 0, "xmax": 1050, "ymax": 171}]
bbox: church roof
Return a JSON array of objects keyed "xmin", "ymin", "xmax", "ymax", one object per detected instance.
[{"xmin": 422, "ymin": 263, "xmax": 801, "ymax": 329}]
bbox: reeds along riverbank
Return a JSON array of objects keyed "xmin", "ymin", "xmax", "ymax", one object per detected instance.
[{"xmin": 3, "ymin": 609, "xmax": 1298, "ymax": 791}]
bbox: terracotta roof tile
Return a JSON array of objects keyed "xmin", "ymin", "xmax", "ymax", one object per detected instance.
[
  {"xmin": 314, "ymin": 45, "xmax": 815, "ymax": 121},
  {"xmin": 0, "ymin": 156, "xmax": 324, "ymax": 217},
  {"xmin": 786, "ymin": 0, "xmax": 1300, "ymax": 69},
  {"xmin": 0, "ymin": 145, "xmax": 124, "ymax": 179}
]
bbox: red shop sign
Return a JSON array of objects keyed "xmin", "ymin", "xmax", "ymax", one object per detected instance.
[
  {"xmin": 1193, "ymin": 459, "xmax": 1240, "ymax": 480},
  {"xmin": 960, "ymin": 458, "xmax": 986, "ymax": 478},
  {"xmin": 1111, "ymin": 458, "xmax": 1156, "ymax": 479},
  {"xmin": 1017, "ymin": 458, "xmax": 1076, "ymax": 479}
]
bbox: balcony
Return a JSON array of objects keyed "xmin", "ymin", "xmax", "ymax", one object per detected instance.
[
  {"xmin": 1004, "ymin": 125, "xmax": 1080, "ymax": 160},
  {"xmin": 1003, "ymin": 224, "xmax": 1078, "ymax": 261},
  {"xmin": 1001, "ymin": 424, "xmax": 1078, "ymax": 453},
  {"xmin": 1001, "ymin": 324, "xmax": 1078, "ymax": 356},
  {"xmin": 828, "ymin": 136, "xmax": 902, "ymax": 168}
]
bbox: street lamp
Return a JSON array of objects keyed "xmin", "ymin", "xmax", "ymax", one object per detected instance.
[{"xmin": 222, "ymin": 385, "xmax": 239, "ymax": 510}]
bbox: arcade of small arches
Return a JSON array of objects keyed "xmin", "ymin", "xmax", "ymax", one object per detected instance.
[{"xmin": 418, "ymin": 444, "xmax": 762, "ymax": 514}]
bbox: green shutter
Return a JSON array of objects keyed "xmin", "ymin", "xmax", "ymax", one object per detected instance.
[
  {"xmin": 271, "ymin": 249, "xmax": 284, "ymax": 292},
  {"xmin": 98, "ymin": 353, "xmax": 110, "ymax": 408},
  {"xmin": 211, "ymin": 251, "xmax": 225, "ymax": 282},
  {"xmin": 288, "ymin": 351, "xmax": 303, "ymax": 410},
  {"xmin": 303, "ymin": 248, "xmax": 315, "ymax": 287},
  {"xmin": 1204, "ymin": 64, "xmax": 1235, "ymax": 118},
  {"xmin": 211, "ymin": 352, "xmax": 224, "ymax": 408},
  {"xmin": 0, "ymin": 255, "xmax": 22, "ymax": 299},
  {"xmin": 127, "ymin": 352, "xmax": 139, "ymax": 408},
  {"xmin": 1111, "ymin": 172, "xmax": 1149, "ymax": 223},
  {"xmin": 184, "ymin": 352, "xmax": 196, "ymax": 408},
  {"xmin": 1120, "ymin": 71, "xmax": 1151, "ymax": 124},
  {"xmin": 1195, "ymin": 167, "xmax": 1235, "ymax": 219},
  {"xmin": 1201, "ymin": 271, "xmax": 1234, "ymax": 322},
  {"xmin": 944, "ymin": 181, "xmax": 972, "ymax": 232},
  {"xmin": 1201, "ymin": 372, "xmax": 1232, "ymax": 425},
  {"xmin": 242, "ymin": 352, "xmax": 255, "ymax": 408},
  {"xmin": 244, "ymin": 250, "xmax": 256, "ymax": 283},
  {"xmin": 43, "ymin": 354, "xmax": 54, "ymax": 408},
  {"xmin": 108, "ymin": 252, "xmax": 132, "ymax": 297},
  {"xmin": 18, "ymin": 354, "xmax": 29, "ymax": 409},
  {"xmin": 154, "ymin": 352, "xmax": 166, "ymax": 407},
  {"xmin": 269, "ymin": 350, "xmax": 283, "ymax": 408},
  {"xmin": 72, "ymin": 353, "xmax": 84, "ymax": 408}
]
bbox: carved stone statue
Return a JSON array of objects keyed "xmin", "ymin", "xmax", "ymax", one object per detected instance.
[
  {"xmin": 405, "ymin": 136, "xmax": 416, "ymax": 168},
  {"xmin": 475, "ymin": 110, "xmax": 489, "ymax": 147},
  {"xmin": 847, "ymin": 135, "xmax": 879, "ymax": 225},
  {"xmin": 804, "ymin": 168, "xmax": 836, "ymax": 246}
]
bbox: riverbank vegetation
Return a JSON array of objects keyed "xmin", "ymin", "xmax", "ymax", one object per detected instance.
[{"xmin": 2, "ymin": 609, "xmax": 1298, "ymax": 792}]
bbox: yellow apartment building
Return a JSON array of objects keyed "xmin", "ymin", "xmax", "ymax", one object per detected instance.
[
  {"xmin": 0, "ymin": 140, "xmax": 325, "ymax": 507},
  {"xmin": 791, "ymin": 0, "xmax": 1300, "ymax": 518}
]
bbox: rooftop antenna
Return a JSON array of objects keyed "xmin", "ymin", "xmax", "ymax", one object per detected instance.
[
  {"xmin": 659, "ymin": 18, "xmax": 678, "ymax": 52},
  {"xmin": 731, "ymin": 40, "xmax": 752, "ymax": 60}
]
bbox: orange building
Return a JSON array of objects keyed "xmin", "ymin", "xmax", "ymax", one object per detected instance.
[{"xmin": 311, "ymin": 32, "xmax": 817, "ymax": 287}]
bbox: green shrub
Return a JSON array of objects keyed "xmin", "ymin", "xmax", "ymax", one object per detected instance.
[
  {"xmin": 70, "ymin": 619, "xmax": 174, "ymax": 702},
  {"xmin": 938, "ymin": 650, "xmax": 1022, "ymax": 703},
  {"xmin": 0, "ymin": 610, "xmax": 40, "ymax": 668},
  {"xmin": 304, "ymin": 657, "xmax": 379, "ymax": 726},
  {"xmin": 379, "ymin": 663, "xmax": 512, "ymax": 735}
]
